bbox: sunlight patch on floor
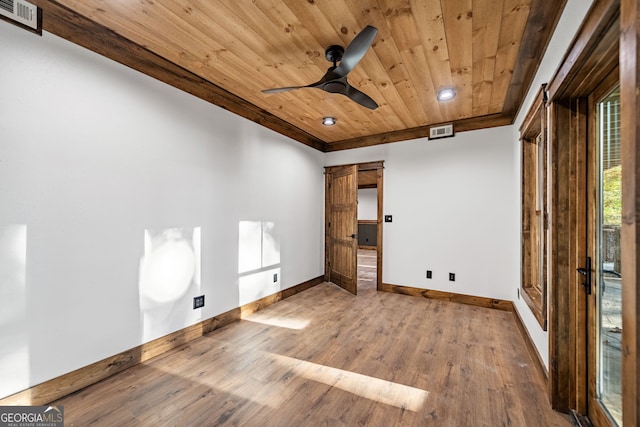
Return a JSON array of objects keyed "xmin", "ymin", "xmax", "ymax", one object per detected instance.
[
  {"xmin": 155, "ymin": 351, "xmax": 283, "ymax": 410},
  {"xmin": 245, "ymin": 314, "xmax": 310, "ymax": 330},
  {"xmin": 272, "ymin": 353, "xmax": 428, "ymax": 411}
]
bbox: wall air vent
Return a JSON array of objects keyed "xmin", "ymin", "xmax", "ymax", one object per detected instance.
[
  {"xmin": 0, "ymin": 0, "xmax": 39, "ymax": 31},
  {"xmin": 429, "ymin": 124, "xmax": 454, "ymax": 140}
]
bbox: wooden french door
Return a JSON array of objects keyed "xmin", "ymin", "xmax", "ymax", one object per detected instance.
[
  {"xmin": 548, "ymin": 2, "xmax": 639, "ymax": 424},
  {"xmin": 584, "ymin": 72, "xmax": 622, "ymax": 426},
  {"xmin": 325, "ymin": 164, "xmax": 358, "ymax": 294}
]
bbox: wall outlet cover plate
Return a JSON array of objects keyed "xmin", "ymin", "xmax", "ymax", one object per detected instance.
[{"xmin": 193, "ymin": 295, "xmax": 205, "ymax": 309}]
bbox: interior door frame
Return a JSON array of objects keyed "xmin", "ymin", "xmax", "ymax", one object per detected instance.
[{"xmin": 324, "ymin": 161, "xmax": 384, "ymax": 292}]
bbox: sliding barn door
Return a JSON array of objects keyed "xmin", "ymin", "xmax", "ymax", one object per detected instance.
[{"xmin": 325, "ymin": 165, "xmax": 358, "ymax": 294}]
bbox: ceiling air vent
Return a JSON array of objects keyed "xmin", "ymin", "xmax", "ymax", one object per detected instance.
[
  {"xmin": 429, "ymin": 124, "xmax": 454, "ymax": 140},
  {"xmin": 0, "ymin": 0, "xmax": 39, "ymax": 31}
]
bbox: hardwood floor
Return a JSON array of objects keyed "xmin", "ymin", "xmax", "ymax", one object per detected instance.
[
  {"xmin": 357, "ymin": 248, "xmax": 377, "ymax": 290},
  {"xmin": 54, "ymin": 250, "xmax": 570, "ymax": 426}
]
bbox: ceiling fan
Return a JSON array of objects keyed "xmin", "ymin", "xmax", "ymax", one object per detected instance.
[{"xmin": 262, "ymin": 25, "xmax": 379, "ymax": 110}]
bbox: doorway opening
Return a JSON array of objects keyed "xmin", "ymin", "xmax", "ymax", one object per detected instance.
[
  {"xmin": 324, "ymin": 161, "xmax": 383, "ymax": 295},
  {"xmin": 357, "ymin": 186, "xmax": 378, "ymax": 293},
  {"xmin": 357, "ymin": 248, "xmax": 377, "ymax": 292}
]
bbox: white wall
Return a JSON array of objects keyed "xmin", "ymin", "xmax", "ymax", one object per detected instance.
[
  {"xmin": 326, "ymin": 126, "xmax": 518, "ymax": 301},
  {"xmin": 357, "ymin": 189, "xmax": 377, "ymax": 220},
  {"xmin": 0, "ymin": 23, "xmax": 324, "ymax": 398}
]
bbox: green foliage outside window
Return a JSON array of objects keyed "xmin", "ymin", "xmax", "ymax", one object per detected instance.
[{"xmin": 603, "ymin": 165, "xmax": 621, "ymax": 225}]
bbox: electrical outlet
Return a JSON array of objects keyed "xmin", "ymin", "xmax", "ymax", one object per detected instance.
[
  {"xmin": 426, "ymin": 270, "xmax": 432, "ymax": 279},
  {"xmin": 449, "ymin": 273, "xmax": 455, "ymax": 282},
  {"xmin": 273, "ymin": 273, "xmax": 278, "ymax": 283},
  {"xmin": 193, "ymin": 295, "xmax": 205, "ymax": 309}
]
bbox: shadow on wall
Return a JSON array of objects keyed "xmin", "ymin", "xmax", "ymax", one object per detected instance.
[
  {"xmin": 139, "ymin": 227, "xmax": 202, "ymax": 342},
  {"xmin": 238, "ymin": 221, "xmax": 281, "ymax": 306},
  {"xmin": 0, "ymin": 225, "xmax": 28, "ymax": 398}
]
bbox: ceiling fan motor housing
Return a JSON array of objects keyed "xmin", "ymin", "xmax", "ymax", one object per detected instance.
[
  {"xmin": 324, "ymin": 81, "xmax": 347, "ymax": 93},
  {"xmin": 325, "ymin": 45, "xmax": 344, "ymax": 64}
]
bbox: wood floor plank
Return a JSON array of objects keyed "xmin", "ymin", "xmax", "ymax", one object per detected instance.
[{"xmin": 53, "ymin": 252, "xmax": 570, "ymax": 426}]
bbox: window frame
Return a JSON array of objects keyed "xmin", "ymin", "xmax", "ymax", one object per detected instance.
[{"xmin": 520, "ymin": 84, "xmax": 549, "ymax": 331}]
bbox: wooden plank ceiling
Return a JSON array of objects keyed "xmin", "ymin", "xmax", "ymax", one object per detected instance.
[{"xmin": 30, "ymin": 0, "xmax": 566, "ymax": 151}]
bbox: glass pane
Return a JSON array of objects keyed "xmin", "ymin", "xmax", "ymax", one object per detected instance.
[{"xmin": 597, "ymin": 86, "xmax": 622, "ymax": 425}]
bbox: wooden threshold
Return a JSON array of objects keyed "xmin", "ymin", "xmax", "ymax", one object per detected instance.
[{"xmin": 0, "ymin": 275, "xmax": 324, "ymax": 406}]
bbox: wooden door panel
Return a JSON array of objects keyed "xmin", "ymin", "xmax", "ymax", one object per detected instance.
[
  {"xmin": 325, "ymin": 165, "xmax": 358, "ymax": 294},
  {"xmin": 331, "ymin": 244, "xmax": 355, "ymax": 280}
]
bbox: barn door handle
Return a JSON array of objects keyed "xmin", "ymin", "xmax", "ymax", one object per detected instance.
[
  {"xmin": 350, "ymin": 234, "xmax": 358, "ymax": 239},
  {"xmin": 577, "ymin": 257, "xmax": 592, "ymax": 295}
]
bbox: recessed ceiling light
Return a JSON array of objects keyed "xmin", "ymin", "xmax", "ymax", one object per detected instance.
[
  {"xmin": 437, "ymin": 88, "xmax": 456, "ymax": 102},
  {"xmin": 322, "ymin": 116, "xmax": 336, "ymax": 126}
]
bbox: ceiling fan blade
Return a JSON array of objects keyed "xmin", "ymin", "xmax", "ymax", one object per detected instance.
[
  {"xmin": 262, "ymin": 86, "xmax": 306, "ymax": 94},
  {"xmin": 263, "ymin": 74, "xmax": 330, "ymax": 94},
  {"xmin": 334, "ymin": 25, "xmax": 378, "ymax": 78},
  {"xmin": 345, "ymin": 85, "xmax": 379, "ymax": 110}
]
